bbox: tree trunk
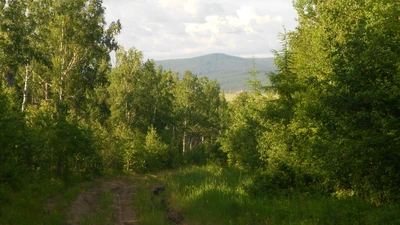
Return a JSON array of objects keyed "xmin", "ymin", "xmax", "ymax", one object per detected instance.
[
  {"xmin": 182, "ymin": 130, "xmax": 186, "ymax": 154},
  {"xmin": 126, "ymin": 159, "xmax": 130, "ymax": 171},
  {"xmin": 22, "ymin": 64, "xmax": 32, "ymax": 112},
  {"xmin": 182, "ymin": 120, "xmax": 187, "ymax": 154},
  {"xmin": 45, "ymin": 82, "xmax": 49, "ymax": 101}
]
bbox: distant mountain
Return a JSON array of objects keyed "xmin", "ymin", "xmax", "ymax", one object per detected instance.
[{"xmin": 155, "ymin": 53, "xmax": 275, "ymax": 91}]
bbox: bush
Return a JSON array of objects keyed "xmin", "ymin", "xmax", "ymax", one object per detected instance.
[
  {"xmin": 183, "ymin": 145, "xmax": 207, "ymax": 165},
  {"xmin": 117, "ymin": 127, "xmax": 173, "ymax": 173},
  {"xmin": 0, "ymin": 92, "xmax": 28, "ymax": 189},
  {"xmin": 25, "ymin": 102, "xmax": 103, "ymax": 180},
  {"xmin": 246, "ymin": 166, "xmax": 331, "ymax": 197},
  {"xmin": 143, "ymin": 127, "xmax": 169, "ymax": 172}
]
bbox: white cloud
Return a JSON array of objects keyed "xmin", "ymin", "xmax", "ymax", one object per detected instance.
[
  {"xmin": 184, "ymin": 0, "xmax": 200, "ymax": 14},
  {"xmin": 273, "ymin": 16, "xmax": 283, "ymax": 22},
  {"xmin": 102, "ymin": 0, "xmax": 298, "ymax": 60},
  {"xmin": 236, "ymin": 5, "xmax": 270, "ymax": 24},
  {"xmin": 184, "ymin": 5, "xmax": 278, "ymax": 46}
]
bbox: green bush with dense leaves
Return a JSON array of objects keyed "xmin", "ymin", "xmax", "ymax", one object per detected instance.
[{"xmin": 218, "ymin": 0, "xmax": 400, "ymax": 204}]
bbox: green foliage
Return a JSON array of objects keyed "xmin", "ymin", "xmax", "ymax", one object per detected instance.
[
  {"xmin": 245, "ymin": 167, "xmax": 330, "ymax": 198},
  {"xmin": 144, "ymin": 127, "xmax": 169, "ymax": 172},
  {"xmin": 145, "ymin": 166, "xmax": 400, "ymax": 225},
  {"xmin": 221, "ymin": 0, "xmax": 400, "ymax": 204},
  {"xmin": 173, "ymin": 70, "xmax": 224, "ymax": 155},
  {"xmin": 106, "ymin": 47, "xmax": 181, "ymax": 173},
  {"xmin": 0, "ymin": 0, "xmax": 120, "ymax": 192},
  {"xmin": 0, "ymin": 90, "xmax": 26, "ymax": 188},
  {"xmin": 2, "ymin": 0, "xmax": 400, "ymax": 223},
  {"xmin": 111, "ymin": 125, "xmax": 172, "ymax": 174},
  {"xmin": 25, "ymin": 102, "xmax": 103, "ymax": 180},
  {"xmin": 181, "ymin": 142, "xmax": 225, "ymax": 166},
  {"xmin": 110, "ymin": 126, "xmax": 145, "ymax": 173},
  {"xmin": 219, "ymin": 92, "xmax": 264, "ymax": 171},
  {"xmin": 287, "ymin": 0, "xmax": 400, "ymax": 203},
  {"xmin": 108, "ymin": 47, "xmax": 174, "ymax": 133},
  {"xmin": 247, "ymin": 57, "xmax": 263, "ymax": 95}
]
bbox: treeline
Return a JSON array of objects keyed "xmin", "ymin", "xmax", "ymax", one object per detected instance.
[
  {"xmin": 220, "ymin": 0, "xmax": 400, "ymax": 204},
  {"xmin": 0, "ymin": 0, "xmax": 226, "ymax": 190}
]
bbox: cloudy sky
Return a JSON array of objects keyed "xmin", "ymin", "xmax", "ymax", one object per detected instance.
[{"xmin": 102, "ymin": 0, "xmax": 298, "ymax": 60}]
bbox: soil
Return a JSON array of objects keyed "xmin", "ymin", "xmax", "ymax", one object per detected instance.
[
  {"xmin": 48, "ymin": 179, "xmax": 137, "ymax": 225},
  {"xmin": 45, "ymin": 178, "xmax": 185, "ymax": 225}
]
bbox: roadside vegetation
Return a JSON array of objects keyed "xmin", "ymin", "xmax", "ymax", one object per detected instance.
[
  {"xmin": 1, "ymin": 0, "xmax": 400, "ymax": 224},
  {"xmin": 134, "ymin": 165, "xmax": 400, "ymax": 225},
  {"xmin": 0, "ymin": 177, "xmax": 98, "ymax": 225}
]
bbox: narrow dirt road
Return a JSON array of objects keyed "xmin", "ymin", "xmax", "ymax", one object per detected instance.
[{"xmin": 65, "ymin": 179, "xmax": 137, "ymax": 225}]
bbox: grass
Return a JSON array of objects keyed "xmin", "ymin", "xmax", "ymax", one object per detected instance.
[
  {"xmin": 128, "ymin": 174, "xmax": 170, "ymax": 225},
  {"xmin": 132, "ymin": 165, "xmax": 400, "ymax": 225},
  {"xmin": 0, "ymin": 176, "xmax": 97, "ymax": 225},
  {"xmin": 80, "ymin": 190, "xmax": 115, "ymax": 225},
  {"xmin": 224, "ymin": 93, "xmax": 238, "ymax": 102},
  {"xmin": 224, "ymin": 92, "xmax": 279, "ymax": 102},
  {"xmin": 2, "ymin": 167, "xmax": 400, "ymax": 224}
]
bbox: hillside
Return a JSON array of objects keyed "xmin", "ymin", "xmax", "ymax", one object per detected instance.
[{"xmin": 155, "ymin": 53, "xmax": 275, "ymax": 91}]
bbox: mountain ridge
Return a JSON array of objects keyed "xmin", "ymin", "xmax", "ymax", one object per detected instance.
[{"xmin": 155, "ymin": 53, "xmax": 275, "ymax": 91}]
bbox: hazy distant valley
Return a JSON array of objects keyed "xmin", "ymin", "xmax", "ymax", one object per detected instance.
[{"xmin": 156, "ymin": 53, "xmax": 275, "ymax": 92}]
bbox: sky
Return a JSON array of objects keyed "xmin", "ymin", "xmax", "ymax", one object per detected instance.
[{"xmin": 102, "ymin": 0, "xmax": 298, "ymax": 61}]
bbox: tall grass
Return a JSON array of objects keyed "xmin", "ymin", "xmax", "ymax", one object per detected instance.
[
  {"xmin": 144, "ymin": 165, "xmax": 400, "ymax": 225},
  {"xmin": 128, "ymin": 174, "xmax": 170, "ymax": 225},
  {"xmin": 133, "ymin": 186, "xmax": 169, "ymax": 225}
]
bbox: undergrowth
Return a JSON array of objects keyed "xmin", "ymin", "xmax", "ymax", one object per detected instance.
[
  {"xmin": 133, "ymin": 165, "xmax": 400, "ymax": 225},
  {"xmin": 2, "ymin": 167, "xmax": 400, "ymax": 224},
  {"xmin": 130, "ymin": 174, "xmax": 170, "ymax": 225}
]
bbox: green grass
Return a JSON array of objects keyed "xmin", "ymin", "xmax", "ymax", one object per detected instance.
[
  {"xmin": 135, "ymin": 165, "xmax": 400, "ymax": 225},
  {"xmin": 128, "ymin": 174, "xmax": 170, "ymax": 225},
  {"xmin": 2, "ymin": 168, "xmax": 400, "ymax": 224},
  {"xmin": 134, "ymin": 186, "xmax": 168, "ymax": 225},
  {"xmin": 0, "ymin": 176, "xmax": 97, "ymax": 225}
]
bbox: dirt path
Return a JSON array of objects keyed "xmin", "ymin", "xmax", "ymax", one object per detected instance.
[
  {"xmin": 65, "ymin": 179, "xmax": 137, "ymax": 225},
  {"xmin": 112, "ymin": 182, "xmax": 136, "ymax": 225}
]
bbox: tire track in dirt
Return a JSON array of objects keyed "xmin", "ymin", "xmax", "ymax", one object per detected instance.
[
  {"xmin": 65, "ymin": 179, "xmax": 136, "ymax": 225},
  {"xmin": 112, "ymin": 183, "xmax": 136, "ymax": 225}
]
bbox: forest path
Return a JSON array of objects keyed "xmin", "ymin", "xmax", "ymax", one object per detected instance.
[{"xmin": 65, "ymin": 179, "xmax": 137, "ymax": 225}]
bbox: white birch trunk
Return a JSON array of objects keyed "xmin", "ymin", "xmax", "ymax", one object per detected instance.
[
  {"xmin": 22, "ymin": 64, "xmax": 32, "ymax": 112},
  {"xmin": 182, "ymin": 130, "xmax": 186, "ymax": 154}
]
